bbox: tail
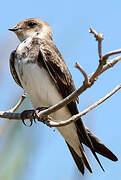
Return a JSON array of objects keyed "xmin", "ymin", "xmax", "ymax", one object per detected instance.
[
  {"xmin": 66, "ymin": 128, "xmax": 118, "ymax": 174},
  {"xmin": 84, "ymin": 128, "xmax": 118, "ymax": 161},
  {"xmin": 66, "ymin": 142, "xmax": 92, "ymax": 174}
]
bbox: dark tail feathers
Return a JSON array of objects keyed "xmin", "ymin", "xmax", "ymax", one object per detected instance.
[
  {"xmin": 66, "ymin": 128, "xmax": 117, "ymax": 175},
  {"xmin": 84, "ymin": 128, "xmax": 118, "ymax": 161},
  {"xmin": 66, "ymin": 142, "xmax": 92, "ymax": 174}
]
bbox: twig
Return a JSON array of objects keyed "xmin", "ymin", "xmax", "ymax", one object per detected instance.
[
  {"xmin": 0, "ymin": 111, "xmax": 22, "ymax": 120},
  {"xmin": 89, "ymin": 28, "xmax": 104, "ymax": 58},
  {"xmin": 102, "ymin": 49, "xmax": 121, "ymax": 61},
  {"xmin": 43, "ymin": 84, "xmax": 121, "ymax": 127},
  {"xmin": 89, "ymin": 53, "xmax": 121, "ymax": 81},
  {"xmin": 74, "ymin": 62, "xmax": 88, "ymax": 84},
  {"xmin": 89, "ymin": 29, "xmax": 106, "ymax": 83},
  {"xmin": 89, "ymin": 28, "xmax": 121, "ymax": 83},
  {"xmin": 1, "ymin": 83, "xmax": 120, "ymax": 129},
  {"xmin": 101, "ymin": 55, "xmax": 121, "ymax": 74},
  {"xmin": 0, "ymin": 93, "xmax": 27, "ymax": 120},
  {"xmin": 7, "ymin": 93, "xmax": 27, "ymax": 113}
]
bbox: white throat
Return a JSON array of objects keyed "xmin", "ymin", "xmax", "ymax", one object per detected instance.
[{"xmin": 18, "ymin": 31, "xmax": 47, "ymax": 42}]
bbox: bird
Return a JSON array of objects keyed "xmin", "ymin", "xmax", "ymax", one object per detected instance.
[{"xmin": 8, "ymin": 18, "xmax": 118, "ymax": 174}]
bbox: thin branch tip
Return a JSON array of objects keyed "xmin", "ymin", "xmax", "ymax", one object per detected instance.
[
  {"xmin": 89, "ymin": 28, "xmax": 104, "ymax": 41},
  {"xmin": 74, "ymin": 62, "xmax": 88, "ymax": 82}
]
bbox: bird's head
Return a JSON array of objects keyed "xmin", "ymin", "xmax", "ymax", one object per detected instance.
[{"xmin": 8, "ymin": 18, "xmax": 53, "ymax": 42}]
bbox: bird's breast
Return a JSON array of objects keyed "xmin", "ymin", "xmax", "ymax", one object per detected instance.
[{"xmin": 14, "ymin": 59, "xmax": 71, "ymax": 120}]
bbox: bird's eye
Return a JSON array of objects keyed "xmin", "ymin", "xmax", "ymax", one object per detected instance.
[{"xmin": 28, "ymin": 22, "xmax": 37, "ymax": 27}]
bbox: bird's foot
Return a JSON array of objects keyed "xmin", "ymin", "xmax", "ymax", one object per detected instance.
[
  {"xmin": 21, "ymin": 107, "xmax": 49, "ymax": 126},
  {"xmin": 21, "ymin": 110, "xmax": 36, "ymax": 126},
  {"xmin": 35, "ymin": 107, "xmax": 51, "ymax": 124}
]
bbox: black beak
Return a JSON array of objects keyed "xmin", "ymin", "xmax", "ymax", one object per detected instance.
[{"xmin": 8, "ymin": 27, "xmax": 20, "ymax": 32}]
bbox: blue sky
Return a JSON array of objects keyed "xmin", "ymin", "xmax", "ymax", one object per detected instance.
[{"xmin": 0, "ymin": 0, "xmax": 121, "ymax": 180}]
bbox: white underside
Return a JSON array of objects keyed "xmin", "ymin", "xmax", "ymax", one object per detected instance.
[{"xmin": 15, "ymin": 55, "xmax": 81, "ymax": 157}]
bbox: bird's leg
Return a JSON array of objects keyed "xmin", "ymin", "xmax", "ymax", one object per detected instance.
[{"xmin": 21, "ymin": 107, "xmax": 49, "ymax": 126}]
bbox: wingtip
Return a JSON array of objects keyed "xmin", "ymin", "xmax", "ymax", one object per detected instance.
[
  {"xmin": 110, "ymin": 154, "xmax": 118, "ymax": 162},
  {"xmin": 114, "ymin": 156, "xmax": 118, "ymax": 161},
  {"xmin": 86, "ymin": 128, "xmax": 118, "ymax": 162}
]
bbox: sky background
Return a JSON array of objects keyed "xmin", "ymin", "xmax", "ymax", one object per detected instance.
[{"xmin": 0, "ymin": 0, "xmax": 121, "ymax": 180}]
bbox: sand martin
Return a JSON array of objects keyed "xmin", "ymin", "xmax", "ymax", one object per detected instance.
[{"xmin": 9, "ymin": 18, "xmax": 118, "ymax": 174}]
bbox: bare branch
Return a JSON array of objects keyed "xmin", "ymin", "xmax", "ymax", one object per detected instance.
[
  {"xmin": 102, "ymin": 49, "xmax": 121, "ymax": 61},
  {"xmin": 89, "ymin": 28, "xmax": 104, "ymax": 58},
  {"xmin": 41, "ymin": 84, "xmax": 121, "ymax": 127},
  {"xmin": 74, "ymin": 62, "xmax": 88, "ymax": 83},
  {"xmin": 7, "ymin": 93, "xmax": 27, "ymax": 113},
  {"xmin": 0, "ymin": 111, "xmax": 22, "ymax": 120},
  {"xmin": 0, "ymin": 93, "xmax": 27, "ymax": 120},
  {"xmin": 89, "ymin": 29, "xmax": 121, "ymax": 83},
  {"xmin": 1, "ymin": 83, "xmax": 120, "ymax": 129},
  {"xmin": 101, "ymin": 55, "xmax": 121, "ymax": 74}
]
